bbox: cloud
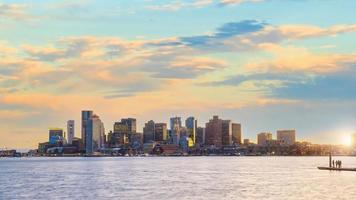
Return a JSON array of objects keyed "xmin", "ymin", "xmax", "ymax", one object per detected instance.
[
  {"xmin": 219, "ymin": 0, "xmax": 263, "ymax": 6},
  {"xmin": 181, "ymin": 20, "xmax": 267, "ymax": 48},
  {"xmin": 146, "ymin": 0, "xmax": 213, "ymax": 11},
  {"xmin": 248, "ymin": 44, "xmax": 356, "ymax": 73},
  {"xmin": 0, "ymin": 3, "xmax": 28, "ymax": 20},
  {"xmin": 270, "ymin": 70, "xmax": 356, "ymax": 100}
]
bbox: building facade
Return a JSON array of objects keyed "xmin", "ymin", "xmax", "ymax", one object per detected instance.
[
  {"xmin": 49, "ymin": 128, "xmax": 64, "ymax": 145},
  {"xmin": 67, "ymin": 120, "xmax": 75, "ymax": 145},
  {"xmin": 81, "ymin": 110, "xmax": 93, "ymax": 152},
  {"xmin": 205, "ymin": 116, "xmax": 232, "ymax": 147},
  {"xmin": 257, "ymin": 132, "xmax": 273, "ymax": 146},
  {"xmin": 232, "ymin": 123, "xmax": 242, "ymax": 145},
  {"xmin": 277, "ymin": 130, "xmax": 296, "ymax": 146},
  {"xmin": 170, "ymin": 117, "xmax": 182, "ymax": 145},
  {"xmin": 143, "ymin": 120, "xmax": 155, "ymax": 143},
  {"xmin": 185, "ymin": 117, "xmax": 197, "ymax": 146},
  {"xmin": 154, "ymin": 123, "xmax": 167, "ymax": 142}
]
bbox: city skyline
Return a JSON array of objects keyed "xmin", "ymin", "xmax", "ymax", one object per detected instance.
[{"xmin": 1, "ymin": 0, "xmax": 356, "ymax": 148}]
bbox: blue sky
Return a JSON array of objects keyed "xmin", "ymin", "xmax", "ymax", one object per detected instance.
[{"xmin": 0, "ymin": 0, "xmax": 356, "ymax": 148}]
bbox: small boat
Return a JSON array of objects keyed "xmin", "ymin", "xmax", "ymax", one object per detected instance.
[{"xmin": 317, "ymin": 167, "xmax": 356, "ymax": 171}]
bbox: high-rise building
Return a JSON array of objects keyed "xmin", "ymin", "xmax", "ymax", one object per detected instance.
[
  {"xmin": 185, "ymin": 117, "xmax": 197, "ymax": 146},
  {"xmin": 143, "ymin": 120, "xmax": 155, "ymax": 143},
  {"xmin": 170, "ymin": 117, "xmax": 182, "ymax": 145},
  {"xmin": 91, "ymin": 115, "xmax": 105, "ymax": 150},
  {"xmin": 232, "ymin": 123, "xmax": 242, "ymax": 145},
  {"xmin": 82, "ymin": 110, "xmax": 93, "ymax": 151},
  {"xmin": 154, "ymin": 123, "xmax": 167, "ymax": 142},
  {"xmin": 81, "ymin": 110, "xmax": 105, "ymax": 154},
  {"xmin": 257, "ymin": 132, "xmax": 273, "ymax": 146},
  {"xmin": 205, "ymin": 116, "xmax": 232, "ymax": 147},
  {"xmin": 111, "ymin": 121, "xmax": 129, "ymax": 145},
  {"xmin": 67, "ymin": 120, "xmax": 75, "ymax": 145},
  {"xmin": 121, "ymin": 118, "xmax": 137, "ymax": 133},
  {"xmin": 49, "ymin": 128, "xmax": 64, "ymax": 145},
  {"xmin": 196, "ymin": 127, "xmax": 205, "ymax": 145},
  {"xmin": 277, "ymin": 130, "xmax": 296, "ymax": 146}
]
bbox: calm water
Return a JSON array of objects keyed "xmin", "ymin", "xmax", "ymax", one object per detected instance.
[{"xmin": 1, "ymin": 156, "xmax": 356, "ymax": 200}]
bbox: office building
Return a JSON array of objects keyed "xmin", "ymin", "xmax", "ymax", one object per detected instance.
[
  {"xmin": 185, "ymin": 117, "xmax": 197, "ymax": 146},
  {"xmin": 232, "ymin": 123, "xmax": 242, "ymax": 145},
  {"xmin": 82, "ymin": 110, "xmax": 93, "ymax": 152},
  {"xmin": 154, "ymin": 123, "xmax": 167, "ymax": 142},
  {"xmin": 49, "ymin": 128, "xmax": 64, "ymax": 145},
  {"xmin": 91, "ymin": 114, "xmax": 105, "ymax": 150},
  {"xmin": 121, "ymin": 118, "xmax": 137, "ymax": 133},
  {"xmin": 143, "ymin": 120, "xmax": 155, "ymax": 143},
  {"xmin": 257, "ymin": 132, "xmax": 273, "ymax": 146},
  {"xmin": 170, "ymin": 117, "xmax": 182, "ymax": 145},
  {"xmin": 196, "ymin": 127, "xmax": 205, "ymax": 145},
  {"xmin": 67, "ymin": 120, "xmax": 75, "ymax": 145},
  {"xmin": 205, "ymin": 116, "xmax": 232, "ymax": 147},
  {"xmin": 81, "ymin": 110, "xmax": 105, "ymax": 154},
  {"xmin": 277, "ymin": 130, "xmax": 296, "ymax": 146}
]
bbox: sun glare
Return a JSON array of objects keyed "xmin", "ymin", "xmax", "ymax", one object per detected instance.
[{"xmin": 341, "ymin": 135, "xmax": 352, "ymax": 146}]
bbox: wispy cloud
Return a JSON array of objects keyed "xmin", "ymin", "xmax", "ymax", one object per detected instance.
[
  {"xmin": 0, "ymin": 3, "xmax": 28, "ymax": 20},
  {"xmin": 146, "ymin": 0, "xmax": 213, "ymax": 11},
  {"xmin": 219, "ymin": 0, "xmax": 263, "ymax": 6}
]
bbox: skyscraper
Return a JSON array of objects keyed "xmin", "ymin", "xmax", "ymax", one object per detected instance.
[
  {"xmin": 121, "ymin": 118, "xmax": 137, "ymax": 133},
  {"xmin": 277, "ymin": 130, "xmax": 296, "ymax": 146},
  {"xmin": 81, "ymin": 110, "xmax": 105, "ymax": 154},
  {"xmin": 67, "ymin": 120, "xmax": 75, "ymax": 145},
  {"xmin": 205, "ymin": 116, "xmax": 232, "ymax": 147},
  {"xmin": 231, "ymin": 123, "xmax": 241, "ymax": 145},
  {"xmin": 170, "ymin": 117, "xmax": 181, "ymax": 145},
  {"xmin": 110, "ymin": 121, "xmax": 129, "ymax": 146},
  {"xmin": 82, "ymin": 110, "xmax": 93, "ymax": 152},
  {"xmin": 154, "ymin": 123, "xmax": 167, "ymax": 142},
  {"xmin": 185, "ymin": 117, "xmax": 197, "ymax": 146},
  {"xmin": 143, "ymin": 120, "xmax": 155, "ymax": 143},
  {"xmin": 196, "ymin": 127, "xmax": 205, "ymax": 145},
  {"xmin": 91, "ymin": 114, "xmax": 105, "ymax": 150}
]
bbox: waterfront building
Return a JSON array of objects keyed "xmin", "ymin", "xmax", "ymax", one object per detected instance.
[
  {"xmin": 82, "ymin": 110, "xmax": 93, "ymax": 152},
  {"xmin": 232, "ymin": 123, "xmax": 242, "ymax": 145},
  {"xmin": 143, "ymin": 120, "xmax": 155, "ymax": 143},
  {"xmin": 205, "ymin": 116, "xmax": 232, "ymax": 147},
  {"xmin": 154, "ymin": 123, "xmax": 167, "ymax": 142},
  {"xmin": 120, "ymin": 118, "xmax": 137, "ymax": 133},
  {"xmin": 257, "ymin": 132, "xmax": 273, "ymax": 146},
  {"xmin": 170, "ymin": 117, "xmax": 182, "ymax": 145},
  {"xmin": 243, "ymin": 139, "xmax": 250, "ymax": 145},
  {"xmin": 91, "ymin": 115, "xmax": 105, "ymax": 150},
  {"xmin": 67, "ymin": 120, "xmax": 75, "ymax": 145},
  {"xmin": 277, "ymin": 130, "xmax": 296, "ymax": 146},
  {"xmin": 196, "ymin": 127, "xmax": 205, "ymax": 145},
  {"xmin": 185, "ymin": 117, "xmax": 197, "ymax": 146},
  {"xmin": 49, "ymin": 128, "xmax": 64, "ymax": 145},
  {"xmin": 81, "ymin": 110, "xmax": 105, "ymax": 154}
]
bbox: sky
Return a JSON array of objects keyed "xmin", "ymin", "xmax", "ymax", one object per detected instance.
[{"xmin": 1, "ymin": 0, "xmax": 356, "ymax": 149}]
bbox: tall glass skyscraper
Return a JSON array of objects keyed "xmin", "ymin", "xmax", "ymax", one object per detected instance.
[{"xmin": 82, "ymin": 110, "xmax": 93, "ymax": 153}]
